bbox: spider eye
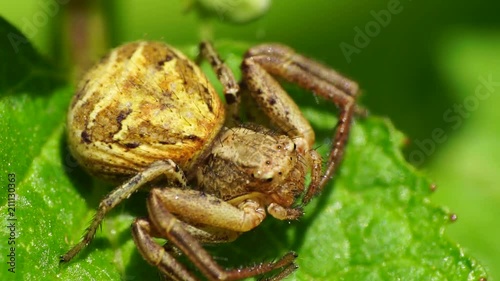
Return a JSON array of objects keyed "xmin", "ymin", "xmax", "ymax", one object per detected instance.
[
  {"xmin": 265, "ymin": 177, "xmax": 273, "ymax": 183},
  {"xmin": 293, "ymin": 143, "xmax": 297, "ymax": 150}
]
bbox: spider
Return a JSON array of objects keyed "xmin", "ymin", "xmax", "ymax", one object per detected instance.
[{"xmin": 61, "ymin": 41, "xmax": 359, "ymax": 280}]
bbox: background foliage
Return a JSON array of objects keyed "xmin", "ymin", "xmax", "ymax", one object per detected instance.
[{"xmin": 1, "ymin": 0, "xmax": 499, "ymax": 280}]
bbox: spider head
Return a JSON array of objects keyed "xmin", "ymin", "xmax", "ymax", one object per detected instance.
[
  {"xmin": 198, "ymin": 127, "xmax": 308, "ymax": 207},
  {"xmin": 264, "ymin": 136, "xmax": 308, "ymax": 207},
  {"xmin": 235, "ymin": 132, "xmax": 307, "ymax": 208}
]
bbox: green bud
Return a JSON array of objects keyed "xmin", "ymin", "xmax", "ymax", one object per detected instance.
[{"xmin": 195, "ymin": 0, "xmax": 271, "ymax": 23}]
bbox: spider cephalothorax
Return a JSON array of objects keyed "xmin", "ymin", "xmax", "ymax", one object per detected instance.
[{"xmin": 196, "ymin": 125, "xmax": 307, "ymax": 207}]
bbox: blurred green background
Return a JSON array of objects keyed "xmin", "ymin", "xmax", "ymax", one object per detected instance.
[{"xmin": 2, "ymin": 0, "xmax": 499, "ymax": 279}]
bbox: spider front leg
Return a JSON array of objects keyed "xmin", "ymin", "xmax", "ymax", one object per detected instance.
[
  {"xmin": 132, "ymin": 188, "xmax": 298, "ymax": 281},
  {"xmin": 197, "ymin": 42, "xmax": 241, "ymax": 125},
  {"xmin": 242, "ymin": 44, "xmax": 359, "ymax": 205},
  {"xmin": 60, "ymin": 160, "xmax": 187, "ymax": 262}
]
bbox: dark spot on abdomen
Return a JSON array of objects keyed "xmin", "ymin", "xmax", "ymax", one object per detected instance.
[
  {"xmin": 156, "ymin": 55, "xmax": 174, "ymax": 70},
  {"xmin": 124, "ymin": 142, "xmax": 140, "ymax": 148},
  {"xmin": 117, "ymin": 109, "xmax": 132, "ymax": 123},
  {"xmin": 116, "ymin": 109, "xmax": 133, "ymax": 131},
  {"xmin": 81, "ymin": 131, "xmax": 91, "ymax": 143},
  {"xmin": 184, "ymin": 135, "xmax": 201, "ymax": 141}
]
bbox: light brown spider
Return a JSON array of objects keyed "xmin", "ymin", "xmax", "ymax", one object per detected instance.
[{"xmin": 61, "ymin": 41, "xmax": 358, "ymax": 280}]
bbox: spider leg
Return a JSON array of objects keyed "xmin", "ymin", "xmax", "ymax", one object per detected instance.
[
  {"xmin": 242, "ymin": 44, "xmax": 358, "ymax": 205},
  {"xmin": 245, "ymin": 44, "xmax": 359, "ymax": 97},
  {"xmin": 60, "ymin": 159, "xmax": 187, "ymax": 262},
  {"xmin": 132, "ymin": 188, "xmax": 298, "ymax": 281},
  {"xmin": 133, "ymin": 218, "xmax": 199, "ymax": 281},
  {"xmin": 197, "ymin": 41, "xmax": 240, "ymax": 125}
]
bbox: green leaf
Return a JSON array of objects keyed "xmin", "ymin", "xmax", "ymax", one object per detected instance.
[
  {"xmin": 0, "ymin": 18, "xmax": 487, "ymax": 281},
  {"xmin": 430, "ymin": 30, "xmax": 500, "ymax": 280}
]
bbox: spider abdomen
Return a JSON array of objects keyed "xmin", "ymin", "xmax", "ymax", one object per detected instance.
[{"xmin": 67, "ymin": 42, "xmax": 225, "ymax": 182}]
